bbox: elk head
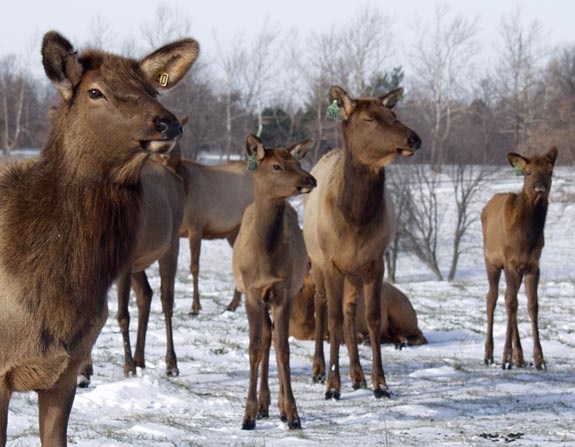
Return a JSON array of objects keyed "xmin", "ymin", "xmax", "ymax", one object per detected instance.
[
  {"xmin": 41, "ymin": 31, "xmax": 199, "ymax": 182},
  {"xmin": 245, "ymin": 134, "xmax": 317, "ymax": 199},
  {"xmin": 507, "ymin": 146, "xmax": 558, "ymax": 202},
  {"xmin": 329, "ymin": 86, "xmax": 421, "ymax": 170}
]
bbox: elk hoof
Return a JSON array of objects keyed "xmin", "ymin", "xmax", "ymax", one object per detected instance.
[
  {"xmin": 77, "ymin": 374, "xmax": 91, "ymax": 389},
  {"xmin": 536, "ymin": 362, "xmax": 547, "ymax": 371},
  {"xmin": 189, "ymin": 310, "xmax": 200, "ymax": 317},
  {"xmin": 352, "ymin": 380, "xmax": 367, "ymax": 391},
  {"xmin": 484, "ymin": 358, "xmax": 493, "ymax": 366},
  {"xmin": 257, "ymin": 409, "xmax": 269, "ymax": 420},
  {"xmin": 312, "ymin": 374, "xmax": 325, "ymax": 384},
  {"xmin": 288, "ymin": 418, "xmax": 302, "ymax": 430},
  {"xmin": 242, "ymin": 419, "xmax": 256, "ymax": 430},
  {"xmin": 503, "ymin": 362, "xmax": 512, "ymax": 370},
  {"xmin": 166, "ymin": 367, "xmax": 179, "ymax": 378},
  {"xmin": 325, "ymin": 389, "xmax": 340, "ymax": 400},
  {"xmin": 374, "ymin": 386, "xmax": 391, "ymax": 399}
]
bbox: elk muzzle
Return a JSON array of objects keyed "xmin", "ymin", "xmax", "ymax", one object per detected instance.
[
  {"xmin": 141, "ymin": 116, "xmax": 183, "ymax": 154},
  {"xmin": 297, "ymin": 174, "xmax": 317, "ymax": 194}
]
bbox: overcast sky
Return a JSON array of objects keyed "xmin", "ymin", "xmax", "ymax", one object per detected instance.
[{"xmin": 2, "ymin": 0, "xmax": 574, "ymax": 74}]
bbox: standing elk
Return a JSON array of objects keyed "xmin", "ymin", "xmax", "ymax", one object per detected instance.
[
  {"xmin": 289, "ymin": 267, "xmax": 427, "ymax": 347},
  {"xmin": 482, "ymin": 146, "xmax": 558, "ymax": 370},
  {"xmin": 0, "ymin": 31, "xmax": 198, "ymax": 446},
  {"xmin": 232, "ymin": 134, "xmax": 316, "ymax": 430},
  {"xmin": 78, "ymin": 157, "xmax": 185, "ymax": 386},
  {"xmin": 162, "ymin": 143, "xmax": 254, "ymax": 315},
  {"xmin": 303, "ymin": 86, "xmax": 421, "ymax": 399}
]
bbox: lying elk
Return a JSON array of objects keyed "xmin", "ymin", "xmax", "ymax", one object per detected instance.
[
  {"xmin": 303, "ymin": 86, "xmax": 421, "ymax": 399},
  {"xmin": 78, "ymin": 157, "xmax": 185, "ymax": 386},
  {"xmin": 482, "ymin": 146, "xmax": 558, "ymax": 370},
  {"xmin": 0, "ymin": 31, "xmax": 198, "ymax": 446},
  {"xmin": 232, "ymin": 134, "xmax": 316, "ymax": 430},
  {"xmin": 162, "ymin": 143, "xmax": 254, "ymax": 315},
  {"xmin": 290, "ymin": 267, "xmax": 427, "ymax": 347}
]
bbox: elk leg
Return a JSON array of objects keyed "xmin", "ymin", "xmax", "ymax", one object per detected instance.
[
  {"xmin": 525, "ymin": 268, "xmax": 545, "ymax": 370},
  {"xmin": 502, "ymin": 267, "xmax": 522, "ymax": 369},
  {"xmin": 225, "ymin": 232, "xmax": 243, "ymax": 311},
  {"xmin": 343, "ymin": 277, "xmax": 366, "ymax": 390},
  {"xmin": 0, "ymin": 384, "xmax": 11, "ymax": 447},
  {"xmin": 325, "ymin": 267, "xmax": 344, "ymax": 400},
  {"xmin": 242, "ymin": 291, "xmax": 265, "ymax": 430},
  {"xmin": 116, "ymin": 267, "xmax": 136, "ymax": 376},
  {"xmin": 38, "ymin": 367, "xmax": 77, "ymax": 447},
  {"xmin": 364, "ymin": 272, "xmax": 389, "ymax": 398},
  {"xmin": 257, "ymin": 310, "xmax": 272, "ymax": 420},
  {"xmin": 311, "ymin": 267, "xmax": 327, "ymax": 383},
  {"xmin": 484, "ymin": 263, "xmax": 501, "ymax": 365},
  {"xmin": 188, "ymin": 232, "xmax": 202, "ymax": 315},
  {"xmin": 132, "ymin": 271, "xmax": 152, "ymax": 371},
  {"xmin": 159, "ymin": 240, "xmax": 180, "ymax": 377},
  {"xmin": 272, "ymin": 294, "xmax": 301, "ymax": 429}
]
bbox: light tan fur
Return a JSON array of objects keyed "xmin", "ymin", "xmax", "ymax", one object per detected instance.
[
  {"xmin": 232, "ymin": 134, "xmax": 316, "ymax": 430},
  {"xmin": 482, "ymin": 146, "xmax": 558, "ymax": 370},
  {"xmin": 303, "ymin": 86, "xmax": 421, "ymax": 399},
  {"xmin": 0, "ymin": 31, "xmax": 197, "ymax": 446}
]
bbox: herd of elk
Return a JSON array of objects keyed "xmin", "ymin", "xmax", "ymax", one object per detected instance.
[
  {"xmin": 482, "ymin": 146, "xmax": 558, "ymax": 370},
  {"xmin": 232, "ymin": 134, "xmax": 316, "ymax": 430},
  {"xmin": 289, "ymin": 266, "xmax": 427, "ymax": 348},
  {"xmin": 1, "ymin": 26, "xmax": 561, "ymax": 445},
  {"xmin": 302, "ymin": 86, "xmax": 421, "ymax": 399},
  {"xmin": 162, "ymin": 141, "xmax": 254, "ymax": 315},
  {"xmin": 0, "ymin": 31, "xmax": 198, "ymax": 447}
]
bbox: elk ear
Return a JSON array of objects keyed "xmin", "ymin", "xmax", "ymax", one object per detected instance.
[
  {"xmin": 289, "ymin": 138, "xmax": 314, "ymax": 161},
  {"xmin": 140, "ymin": 38, "xmax": 199, "ymax": 91},
  {"xmin": 329, "ymin": 85, "xmax": 355, "ymax": 120},
  {"xmin": 546, "ymin": 146, "xmax": 558, "ymax": 165},
  {"xmin": 42, "ymin": 31, "xmax": 83, "ymax": 101},
  {"xmin": 507, "ymin": 152, "xmax": 528, "ymax": 175},
  {"xmin": 180, "ymin": 115, "xmax": 189, "ymax": 127},
  {"xmin": 380, "ymin": 87, "xmax": 404, "ymax": 109},
  {"xmin": 245, "ymin": 134, "xmax": 266, "ymax": 171}
]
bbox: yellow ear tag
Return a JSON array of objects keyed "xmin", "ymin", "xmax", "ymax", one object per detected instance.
[{"xmin": 156, "ymin": 70, "xmax": 169, "ymax": 87}]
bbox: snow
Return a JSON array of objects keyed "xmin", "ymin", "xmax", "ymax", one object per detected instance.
[{"xmin": 5, "ymin": 166, "xmax": 575, "ymax": 446}]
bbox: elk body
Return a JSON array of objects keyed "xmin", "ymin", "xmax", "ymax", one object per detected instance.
[
  {"xmin": 0, "ymin": 31, "xmax": 198, "ymax": 446},
  {"xmin": 482, "ymin": 146, "xmax": 558, "ymax": 370},
  {"xmin": 290, "ymin": 269, "xmax": 427, "ymax": 347},
  {"xmin": 303, "ymin": 86, "xmax": 421, "ymax": 399},
  {"xmin": 232, "ymin": 134, "xmax": 316, "ymax": 430},
  {"xmin": 164, "ymin": 145, "xmax": 254, "ymax": 315}
]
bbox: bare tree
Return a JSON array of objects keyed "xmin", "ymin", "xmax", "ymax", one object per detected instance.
[{"xmin": 410, "ymin": 4, "xmax": 479, "ymax": 171}]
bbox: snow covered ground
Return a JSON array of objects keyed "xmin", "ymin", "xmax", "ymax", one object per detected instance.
[{"xmin": 5, "ymin": 166, "xmax": 575, "ymax": 446}]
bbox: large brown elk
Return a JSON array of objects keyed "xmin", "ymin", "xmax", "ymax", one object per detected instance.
[
  {"xmin": 78, "ymin": 157, "xmax": 186, "ymax": 386},
  {"xmin": 482, "ymin": 146, "xmax": 558, "ymax": 370},
  {"xmin": 289, "ymin": 267, "xmax": 427, "ymax": 347},
  {"xmin": 163, "ymin": 144, "xmax": 254, "ymax": 315},
  {"xmin": 0, "ymin": 31, "xmax": 198, "ymax": 446},
  {"xmin": 303, "ymin": 86, "xmax": 421, "ymax": 400},
  {"xmin": 232, "ymin": 134, "xmax": 316, "ymax": 430}
]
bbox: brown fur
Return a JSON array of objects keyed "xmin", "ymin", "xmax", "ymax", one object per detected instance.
[
  {"xmin": 163, "ymin": 143, "xmax": 254, "ymax": 315},
  {"xmin": 0, "ymin": 31, "xmax": 198, "ymax": 446},
  {"xmin": 482, "ymin": 146, "xmax": 558, "ymax": 370},
  {"xmin": 303, "ymin": 86, "xmax": 421, "ymax": 399},
  {"xmin": 232, "ymin": 134, "xmax": 316, "ymax": 430},
  {"xmin": 290, "ymin": 269, "xmax": 427, "ymax": 347}
]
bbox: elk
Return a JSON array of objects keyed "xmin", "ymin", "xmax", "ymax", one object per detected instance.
[
  {"xmin": 289, "ymin": 267, "xmax": 427, "ymax": 347},
  {"xmin": 78, "ymin": 157, "xmax": 185, "ymax": 386},
  {"xmin": 163, "ymin": 144, "xmax": 254, "ymax": 315},
  {"xmin": 303, "ymin": 86, "xmax": 421, "ymax": 400},
  {"xmin": 0, "ymin": 31, "xmax": 198, "ymax": 447},
  {"xmin": 232, "ymin": 134, "xmax": 316, "ymax": 430},
  {"xmin": 482, "ymin": 146, "xmax": 558, "ymax": 370}
]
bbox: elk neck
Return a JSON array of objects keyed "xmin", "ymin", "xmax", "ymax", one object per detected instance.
[
  {"xmin": 252, "ymin": 190, "xmax": 287, "ymax": 252},
  {"xmin": 337, "ymin": 149, "xmax": 386, "ymax": 226},
  {"xmin": 514, "ymin": 190, "xmax": 548, "ymax": 245}
]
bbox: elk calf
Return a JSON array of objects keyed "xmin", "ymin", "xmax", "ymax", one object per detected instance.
[
  {"xmin": 232, "ymin": 134, "xmax": 316, "ymax": 430},
  {"xmin": 303, "ymin": 86, "xmax": 421, "ymax": 400},
  {"xmin": 0, "ymin": 31, "xmax": 197, "ymax": 446},
  {"xmin": 482, "ymin": 146, "xmax": 558, "ymax": 370}
]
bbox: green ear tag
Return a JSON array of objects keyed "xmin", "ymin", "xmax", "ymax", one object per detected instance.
[
  {"xmin": 514, "ymin": 163, "xmax": 524, "ymax": 176},
  {"xmin": 326, "ymin": 100, "xmax": 340, "ymax": 120},
  {"xmin": 247, "ymin": 152, "xmax": 259, "ymax": 171}
]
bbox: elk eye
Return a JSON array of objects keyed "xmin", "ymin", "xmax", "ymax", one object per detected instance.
[
  {"xmin": 363, "ymin": 117, "xmax": 374, "ymax": 123},
  {"xmin": 88, "ymin": 89, "xmax": 104, "ymax": 99},
  {"xmin": 273, "ymin": 164, "xmax": 282, "ymax": 171}
]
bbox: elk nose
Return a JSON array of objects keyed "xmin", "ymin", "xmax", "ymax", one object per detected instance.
[
  {"xmin": 534, "ymin": 182, "xmax": 547, "ymax": 193},
  {"xmin": 306, "ymin": 175, "xmax": 317, "ymax": 188},
  {"xmin": 155, "ymin": 117, "xmax": 182, "ymax": 140},
  {"xmin": 408, "ymin": 133, "xmax": 422, "ymax": 150}
]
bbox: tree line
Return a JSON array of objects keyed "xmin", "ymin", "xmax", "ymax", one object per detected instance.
[{"xmin": 1, "ymin": 5, "xmax": 572, "ymax": 281}]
